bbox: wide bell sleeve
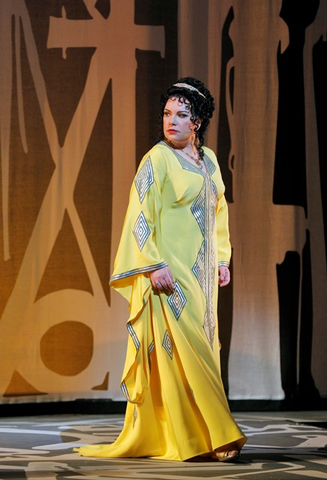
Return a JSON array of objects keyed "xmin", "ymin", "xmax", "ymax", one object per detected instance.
[
  {"xmin": 109, "ymin": 147, "xmax": 168, "ymax": 405},
  {"xmin": 110, "ymin": 150, "xmax": 168, "ymax": 303}
]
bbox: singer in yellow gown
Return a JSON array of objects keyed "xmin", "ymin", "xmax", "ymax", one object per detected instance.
[{"xmin": 75, "ymin": 78, "xmax": 246, "ymax": 461}]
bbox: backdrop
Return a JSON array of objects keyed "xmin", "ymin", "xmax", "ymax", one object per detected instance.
[{"xmin": 0, "ymin": 0, "xmax": 326, "ymax": 406}]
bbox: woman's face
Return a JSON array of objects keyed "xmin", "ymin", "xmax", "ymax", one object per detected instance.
[{"xmin": 163, "ymin": 97, "xmax": 199, "ymax": 147}]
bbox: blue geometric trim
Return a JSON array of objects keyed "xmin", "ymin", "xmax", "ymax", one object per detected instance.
[
  {"xmin": 211, "ymin": 179, "xmax": 218, "ymax": 202},
  {"xmin": 175, "ymin": 154, "xmax": 203, "ymax": 175},
  {"xmin": 191, "ymin": 184, "xmax": 206, "ymax": 237},
  {"xmin": 127, "ymin": 323, "xmax": 140, "ymax": 351},
  {"xmin": 205, "ymin": 156, "xmax": 217, "ymax": 176},
  {"xmin": 167, "ymin": 281, "xmax": 187, "ymax": 320},
  {"xmin": 133, "ymin": 405, "xmax": 138, "ymax": 427},
  {"xmin": 133, "ymin": 212, "xmax": 150, "ymax": 250},
  {"xmin": 148, "ymin": 340, "xmax": 155, "ymax": 357},
  {"xmin": 218, "ymin": 261, "xmax": 230, "ymax": 267},
  {"xmin": 192, "ymin": 242, "xmax": 206, "ymax": 293},
  {"xmin": 121, "ymin": 381, "xmax": 131, "ymax": 402},
  {"xmin": 148, "ymin": 340, "xmax": 155, "ymax": 372},
  {"xmin": 203, "ymin": 306, "xmax": 216, "ymax": 349},
  {"xmin": 162, "ymin": 330, "xmax": 173, "ymax": 359},
  {"xmin": 134, "ymin": 156, "xmax": 154, "ymax": 203},
  {"xmin": 110, "ymin": 261, "xmax": 168, "ymax": 283},
  {"xmin": 160, "ymin": 141, "xmax": 216, "ymax": 179}
]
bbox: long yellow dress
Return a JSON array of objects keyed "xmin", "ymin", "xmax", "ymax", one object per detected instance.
[{"xmin": 75, "ymin": 141, "xmax": 247, "ymax": 460}]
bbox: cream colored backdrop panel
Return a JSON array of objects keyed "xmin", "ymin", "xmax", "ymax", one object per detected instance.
[{"xmin": 0, "ymin": 0, "xmax": 165, "ymax": 402}]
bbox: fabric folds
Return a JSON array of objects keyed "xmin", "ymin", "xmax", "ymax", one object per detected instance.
[{"xmin": 75, "ymin": 142, "xmax": 246, "ymax": 460}]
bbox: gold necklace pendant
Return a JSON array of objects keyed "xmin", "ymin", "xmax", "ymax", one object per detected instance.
[
  {"xmin": 183, "ymin": 149, "xmax": 203, "ymax": 169},
  {"xmin": 165, "ymin": 139, "xmax": 204, "ymax": 170}
]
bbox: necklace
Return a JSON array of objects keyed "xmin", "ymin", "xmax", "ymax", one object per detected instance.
[
  {"xmin": 182, "ymin": 148, "xmax": 203, "ymax": 169},
  {"xmin": 164, "ymin": 139, "xmax": 204, "ymax": 169}
]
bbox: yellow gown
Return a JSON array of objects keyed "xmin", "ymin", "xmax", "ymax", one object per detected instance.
[{"xmin": 75, "ymin": 141, "xmax": 247, "ymax": 460}]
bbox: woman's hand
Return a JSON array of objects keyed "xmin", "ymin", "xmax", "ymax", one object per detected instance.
[
  {"xmin": 150, "ymin": 266, "xmax": 175, "ymax": 295},
  {"xmin": 218, "ymin": 266, "xmax": 230, "ymax": 287}
]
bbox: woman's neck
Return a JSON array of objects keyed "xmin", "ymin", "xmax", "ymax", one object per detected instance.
[{"xmin": 165, "ymin": 137, "xmax": 195, "ymax": 151}]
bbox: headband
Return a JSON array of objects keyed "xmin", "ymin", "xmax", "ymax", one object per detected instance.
[{"xmin": 173, "ymin": 82, "xmax": 206, "ymax": 99}]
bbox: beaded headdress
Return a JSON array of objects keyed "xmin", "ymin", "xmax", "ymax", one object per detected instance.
[{"xmin": 173, "ymin": 82, "xmax": 206, "ymax": 99}]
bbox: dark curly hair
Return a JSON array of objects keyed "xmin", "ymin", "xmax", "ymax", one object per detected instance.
[{"xmin": 156, "ymin": 77, "xmax": 215, "ymax": 159}]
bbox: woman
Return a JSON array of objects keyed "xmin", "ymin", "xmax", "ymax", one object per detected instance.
[{"xmin": 75, "ymin": 77, "xmax": 246, "ymax": 461}]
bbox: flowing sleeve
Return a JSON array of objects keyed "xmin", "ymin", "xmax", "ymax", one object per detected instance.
[
  {"xmin": 110, "ymin": 146, "xmax": 167, "ymax": 308},
  {"xmin": 216, "ymin": 193, "xmax": 232, "ymax": 267},
  {"xmin": 109, "ymin": 146, "xmax": 168, "ymax": 404}
]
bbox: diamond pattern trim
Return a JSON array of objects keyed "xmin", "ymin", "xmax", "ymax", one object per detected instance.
[
  {"xmin": 192, "ymin": 242, "xmax": 206, "ymax": 293},
  {"xmin": 133, "ymin": 212, "xmax": 150, "ymax": 250},
  {"xmin": 206, "ymin": 156, "xmax": 217, "ymax": 176},
  {"xmin": 191, "ymin": 184, "xmax": 206, "ymax": 237},
  {"xmin": 162, "ymin": 330, "xmax": 173, "ymax": 359},
  {"xmin": 134, "ymin": 156, "xmax": 154, "ymax": 203},
  {"xmin": 167, "ymin": 281, "xmax": 187, "ymax": 320}
]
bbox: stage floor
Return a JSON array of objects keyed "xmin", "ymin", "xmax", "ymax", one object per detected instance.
[{"xmin": 0, "ymin": 411, "xmax": 326, "ymax": 479}]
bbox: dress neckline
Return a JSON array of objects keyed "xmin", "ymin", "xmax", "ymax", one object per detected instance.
[{"xmin": 160, "ymin": 141, "xmax": 209, "ymax": 176}]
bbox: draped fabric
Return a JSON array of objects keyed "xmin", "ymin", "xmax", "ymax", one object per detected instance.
[
  {"xmin": 110, "ymin": 143, "xmax": 231, "ymax": 401},
  {"xmin": 0, "ymin": 1, "xmax": 326, "ymax": 405},
  {"xmin": 75, "ymin": 143, "xmax": 246, "ymax": 460}
]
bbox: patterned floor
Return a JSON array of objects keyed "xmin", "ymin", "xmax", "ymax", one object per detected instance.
[{"xmin": 0, "ymin": 412, "xmax": 326, "ymax": 479}]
